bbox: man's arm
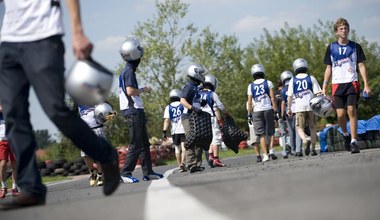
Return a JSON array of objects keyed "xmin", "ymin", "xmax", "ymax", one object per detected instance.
[
  {"xmin": 322, "ymin": 65, "xmax": 332, "ymax": 96},
  {"xmin": 180, "ymin": 98, "xmax": 192, "ymax": 110},
  {"xmin": 358, "ymin": 62, "xmax": 371, "ymax": 95},
  {"xmin": 66, "ymin": 0, "xmax": 93, "ymax": 59},
  {"xmin": 126, "ymin": 86, "xmax": 151, "ymax": 96},
  {"xmin": 269, "ymin": 88, "xmax": 277, "ymax": 112}
]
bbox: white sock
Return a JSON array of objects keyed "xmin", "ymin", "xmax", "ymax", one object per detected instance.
[
  {"xmin": 351, "ymin": 139, "xmax": 357, "ymax": 144},
  {"xmin": 12, "ymin": 182, "xmax": 17, "ymax": 189},
  {"xmin": 269, "ymin": 148, "xmax": 275, "ymax": 154},
  {"xmin": 1, "ymin": 181, "xmax": 6, "ymax": 188},
  {"xmin": 343, "ymin": 132, "xmax": 350, "ymax": 136}
]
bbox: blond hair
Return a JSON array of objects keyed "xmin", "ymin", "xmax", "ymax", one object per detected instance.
[{"xmin": 334, "ymin": 17, "xmax": 350, "ymax": 31}]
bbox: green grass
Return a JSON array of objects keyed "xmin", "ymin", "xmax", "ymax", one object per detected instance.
[
  {"xmin": 5, "ymin": 175, "xmax": 70, "ymax": 189},
  {"xmin": 159, "ymin": 145, "xmax": 283, "ymax": 166}
]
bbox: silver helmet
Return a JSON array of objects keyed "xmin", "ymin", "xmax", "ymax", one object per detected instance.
[
  {"xmin": 169, "ymin": 89, "xmax": 182, "ymax": 99},
  {"xmin": 204, "ymin": 74, "xmax": 218, "ymax": 91},
  {"xmin": 251, "ymin": 64, "xmax": 265, "ymax": 77},
  {"xmin": 293, "ymin": 58, "xmax": 308, "ymax": 74},
  {"xmin": 309, "ymin": 95, "xmax": 335, "ymax": 117},
  {"xmin": 119, "ymin": 36, "xmax": 144, "ymax": 61},
  {"xmin": 280, "ymin": 70, "xmax": 293, "ymax": 85},
  {"xmin": 187, "ymin": 64, "xmax": 205, "ymax": 83},
  {"xmin": 65, "ymin": 58, "xmax": 113, "ymax": 106},
  {"xmin": 94, "ymin": 103, "xmax": 116, "ymax": 124}
]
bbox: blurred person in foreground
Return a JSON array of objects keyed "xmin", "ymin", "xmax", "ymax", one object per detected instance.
[{"xmin": 0, "ymin": 0, "xmax": 119, "ymax": 210}]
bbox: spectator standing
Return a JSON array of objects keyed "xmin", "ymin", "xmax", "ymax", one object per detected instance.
[{"xmin": 118, "ymin": 37, "xmax": 163, "ymax": 183}]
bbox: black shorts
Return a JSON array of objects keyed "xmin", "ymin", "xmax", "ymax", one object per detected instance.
[
  {"xmin": 334, "ymin": 94, "xmax": 359, "ymax": 109},
  {"xmin": 172, "ymin": 133, "xmax": 186, "ymax": 146},
  {"xmin": 332, "ymin": 82, "xmax": 359, "ymax": 109}
]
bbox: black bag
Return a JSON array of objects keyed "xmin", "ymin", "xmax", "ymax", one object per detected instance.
[
  {"xmin": 185, "ymin": 111, "xmax": 213, "ymax": 151},
  {"xmin": 222, "ymin": 116, "xmax": 247, "ymax": 154}
]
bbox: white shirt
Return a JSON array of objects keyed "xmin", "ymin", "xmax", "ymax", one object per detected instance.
[
  {"xmin": 0, "ymin": 114, "xmax": 7, "ymax": 140},
  {"xmin": 247, "ymin": 79, "xmax": 274, "ymax": 112},
  {"xmin": 79, "ymin": 106, "xmax": 101, "ymax": 129},
  {"xmin": 163, "ymin": 101, "xmax": 185, "ymax": 135},
  {"xmin": 200, "ymin": 89, "xmax": 226, "ymax": 116},
  {"xmin": 1, "ymin": 0, "xmax": 64, "ymax": 42},
  {"xmin": 287, "ymin": 73, "xmax": 321, "ymax": 112}
]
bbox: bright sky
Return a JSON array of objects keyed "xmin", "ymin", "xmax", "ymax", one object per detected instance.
[{"xmin": 1, "ymin": 0, "xmax": 379, "ymax": 137}]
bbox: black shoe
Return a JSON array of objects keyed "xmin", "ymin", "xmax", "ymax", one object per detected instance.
[
  {"xmin": 311, "ymin": 150, "xmax": 318, "ymax": 156},
  {"xmin": 0, "ymin": 191, "xmax": 46, "ymax": 210},
  {"xmin": 195, "ymin": 166, "xmax": 205, "ymax": 172},
  {"xmin": 256, "ymin": 155, "xmax": 262, "ymax": 162},
  {"xmin": 207, "ymin": 155, "xmax": 215, "ymax": 168},
  {"xmin": 305, "ymin": 140, "xmax": 311, "ymax": 156},
  {"xmin": 285, "ymin": 145, "xmax": 292, "ymax": 155},
  {"xmin": 101, "ymin": 149, "xmax": 120, "ymax": 196},
  {"xmin": 283, "ymin": 155, "xmax": 289, "ymax": 159},
  {"xmin": 269, "ymin": 153, "xmax": 278, "ymax": 160},
  {"xmin": 344, "ymin": 135, "xmax": 351, "ymax": 151},
  {"xmin": 189, "ymin": 165, "xmax": 197, "ymax": 173},
  {"xmin": 295, "ymin": 152, "xmax": 303, "ymax": 157},
  {"xmin": 350, "ymin": 142, "xmax": 360, "ymax": 154}
]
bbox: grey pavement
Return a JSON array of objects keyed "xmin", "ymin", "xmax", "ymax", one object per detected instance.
[{"xmin": 1, "ymin": 148, "xmax": 379, "ymax": 220}]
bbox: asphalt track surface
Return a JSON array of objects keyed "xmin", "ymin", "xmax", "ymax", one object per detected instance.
[{"xmin": 1, "ymin": 148, "xmax": 380, "ymax": 220}]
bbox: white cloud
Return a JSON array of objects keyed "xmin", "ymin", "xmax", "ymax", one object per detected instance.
[
  {"xmin": 231, "ymin": 14, "xmax": 301, "ymax": 33},
  {"xmin": 232, "ymin": 15, "xmax": 271, "ymax": 32},
  {"xmin": 95, "ymin": 35, "xmax": 126, "ymax": 52}
]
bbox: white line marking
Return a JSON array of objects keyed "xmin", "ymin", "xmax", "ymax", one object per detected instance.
[{"xmin": 144, "ymin": 168, "xmax": 231, "ymax": 220}]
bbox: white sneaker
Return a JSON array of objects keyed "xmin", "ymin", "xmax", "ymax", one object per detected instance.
[
  {"xmin": 120, "ymin": 175, "xmax": 139, "ymax": 184},
  {"xmin": 269, "ymin": 148, "xmax": 275, "ymax": 155},
  {"xmin": 262, "ymin": 154, "xmax": 269, "ymax": 162}
]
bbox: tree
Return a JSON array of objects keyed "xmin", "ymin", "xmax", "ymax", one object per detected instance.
[
  {"xmin": 118, "ymin": 0, "xmax": 198, "ymax": 138},
  {"xmin": 34, "ymin": 129, "xmax": 56, "ymax": 149},
  {"xmin": 187, "ymin": 27, "xmax": 249, "ymax": 129}
]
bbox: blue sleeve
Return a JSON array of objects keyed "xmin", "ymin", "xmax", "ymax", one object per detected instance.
[{"xmin": 181, "ymin": 84, "xmax": 195, "ymax": 104}]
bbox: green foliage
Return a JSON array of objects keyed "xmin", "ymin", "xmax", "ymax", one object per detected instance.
[
  {"xmin": 50, "ymin": 0, "xmax": 380, "ymax": 157},
  {"xmin": 187, "ymin": 27, "xmax": 249, "ymax": 129},
  {"xmin": 127, "ymin": 0, "xmax": 198, "ymax": 138},
  {"xmin": 34, "ymin": 129, "xmax": 56, "ymax": 149},
  {"xmin": 43, "ymin": 136, "xmax": 80, "ymax": 162}
]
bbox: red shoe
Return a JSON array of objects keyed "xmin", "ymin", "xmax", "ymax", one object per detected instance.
[
  {"xmin": 213, "ymin": 159, "xmax": 225, "ymax": 167},
  {"xmin": 12, "ymin": 188, "xmax": 20, "ymax": 197},
  {"xmin": 0, "ymin": 188, "xmax": 7, "ymax": 198}
]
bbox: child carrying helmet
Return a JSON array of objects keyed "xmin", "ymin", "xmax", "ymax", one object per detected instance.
[
  {"xmin": 287, "ymin": 58, "xmax": 322, "ymax": 156},
  {"xmin": 199, "ymin": 74, "xmax": 230, "ymax": 167},
  {"xmin": 162, "ymin": 89, "xmax": 187, "ymax": 172},
  {"xmin": 247, "ymin": 64, "xmax": 278, "ymax": 162}
]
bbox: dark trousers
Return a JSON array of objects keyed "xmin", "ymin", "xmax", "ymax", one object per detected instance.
[
  {"xmin": 121, "ymin": 112, "xmax": 153, "ymax": 176},
  {"xmin": 0, "ymin": 36, "xmax": 114, "ymax": 198}
]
